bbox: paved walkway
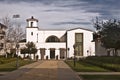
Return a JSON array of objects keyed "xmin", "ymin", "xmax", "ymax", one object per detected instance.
[{"xmin": 0, "ymin": 60, "xmax": 81, "ymax": 80}]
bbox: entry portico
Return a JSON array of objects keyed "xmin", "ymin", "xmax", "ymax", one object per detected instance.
[{"xmin": 37, "ymin": 43, "xmax": 66, "ymax": 60}]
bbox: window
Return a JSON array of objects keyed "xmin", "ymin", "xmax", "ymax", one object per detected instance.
[
  {"xmin": 31, "ymin": 32, "xmax": 33, "ymax": 36},
  {"xmin": 46, "ymin": 36, "xmax": 60, "ymax": 42},
  {"xmin": 31, "ymin": 22, "xmax": 33, "ymax": 27},
  {"xmin": 75, "ymin": 33, "xmax": 83, "ymax": 43},
  {"xmin": 0, "ymin": 36, "xmax": 4, "ymax": 40},
  {"xmin": 0, "ymin": 43, "xmax": 4, "ymax": 48},
  {"xmin": 75, "ymin": 33, "xmax": 83, "ymax": 56}
]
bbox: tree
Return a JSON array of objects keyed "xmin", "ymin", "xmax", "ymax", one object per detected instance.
[
  {"xmin": 1, "ymin": 16, "xmax": 25, "ymax": 57},
  {"xmin": 21, "ymin": 48, "xmax": 28, "ymax": 58},
  {"xmin": 21, "ymin": 42, "xmax": 37, "ymax": 59},
  {"xmin": 93, "ymin": 18, "xmax": 120, "ymax": 56}
]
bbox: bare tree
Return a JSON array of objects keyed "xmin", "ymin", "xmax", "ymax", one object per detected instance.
[
  {"xmin": 2, "ymin": 16, "xmax": 13, "ymax": 42},
  {"xmin": 1, "ymin": 16, "xmax": 25, "ymax": 57}
]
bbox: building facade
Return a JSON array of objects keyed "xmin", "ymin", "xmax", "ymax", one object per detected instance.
[
  {"xmin": 0, "ymin": 23, "xmax": 7, "ymax": 55},
  {"xmin": 25, "ymin": 16, "xmax": 95, "ymax": 60}
]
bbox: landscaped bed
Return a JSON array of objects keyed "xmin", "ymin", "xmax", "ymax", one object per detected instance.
[{"xmin": 80, "ymin": 75, "xmax": 120, "ymax": 80}]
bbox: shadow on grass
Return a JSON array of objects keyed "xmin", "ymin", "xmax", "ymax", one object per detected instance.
[
  {"xmin": 0, "ymin": 68, "xmax": 80, "ymax": 80},
  {"xmin": 80, "ymin": 75, "xmax": 120, "ymax": 80},
  {"xmin": 65, "ymin": 60, "xmax": 110, "ymax": 72},
  {"xmin": 0, "ymin": 60, "xmax": 35, "ymax": 72}
]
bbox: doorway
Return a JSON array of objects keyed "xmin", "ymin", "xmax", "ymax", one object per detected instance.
[
  {"xmin": 40, "ymin": 48, "xmax": 45, "ymax": 60},
  {"xmin": 60, "ymin": 48, "xmax": 65, "ymax": 59},
  {"xmin": 50, "ymin": 48, "xmax": 55, "ymax": 59}
]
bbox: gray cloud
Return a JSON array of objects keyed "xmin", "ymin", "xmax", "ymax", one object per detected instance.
[
  {"xmin": 53, "ymin": 21, "xmax": 91, "ymax": 25},
  {"xmin": 0, "ymin": 0, "xmax": 119, "ymax": 30}
]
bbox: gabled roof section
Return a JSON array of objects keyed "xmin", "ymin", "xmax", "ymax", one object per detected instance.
[
  {"xmin": 67, "ymin": 27, "xmax": 94, "ymax": 32},
  {"xmin": 0, "ymin": 23, "xmax": 7, "ymax": 29},
  {"xmin": 26, "ymin": 16, "xmax": 38, "ymax": 22}
]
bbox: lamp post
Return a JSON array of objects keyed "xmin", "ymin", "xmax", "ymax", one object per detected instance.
[
  {"xmin": 13, "ymin": 14, "xmax": 20, "ymax": 68},
  {"xmin": 73, "ymin": 44, "xmax": 76, "ymax": 67},
  {"xmin": 30, "ymin": 48, "xmax": 32, "ymax": 61},
  {"xmin": 67, "ymin": 48, "xmax": 70, "ymax": 59},
  {"xmin": 16, "ymin": 43, "xmax": 19, "ymax": 68}
]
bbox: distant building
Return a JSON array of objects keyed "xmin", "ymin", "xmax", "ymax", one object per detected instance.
[
  {"xmin": 0, "ymin": 23, "xmax": 7, "ymax": 55},
  {"xmin": 93, "ymin": 33, "xmax": 120, "ymax": 56},
  {"xmin": 21, "ymin": 16, "xmax": 95, "ymax": 60}
]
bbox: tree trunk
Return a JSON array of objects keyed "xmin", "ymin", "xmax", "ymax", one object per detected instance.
[
  {"xmin": 114, "ymin": 49, "xmax": 118, "ymax": 56},
  {"xmin": 107, "ymin": 49, "xmax": 110, "ymax": 56},
  {"xmin": 34, "ymin": 54, "xmax": 35, "ymax": 60},
  {"xmin": 24, "ymin": 54, "xmax": 25, "ymax": 58}
]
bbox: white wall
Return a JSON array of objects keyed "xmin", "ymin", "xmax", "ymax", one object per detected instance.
[
  {"xmin": 36, "ymin": 43, "xmax": 66, "ymax": 49},
  {"xmin": 26, "ymin": 28, "xmax": 38, "ymax": 42},
  {"xmin": 67, "ymin": 28, "xmax": 95, "ymax": 58},
  {"xmin": 26, "ymin": 26, "xmax": 95, "ymax": 59},
  {"xmin": 37, "ymin": 30, "xmax": 66, "ymax": 43},
  {"xmin": 36, "ymin": 43, "xmax": 66, "ymax": 59},
  {"xmin": 28, "ymin": 21, "xmax": 38, "ymax": 27}
]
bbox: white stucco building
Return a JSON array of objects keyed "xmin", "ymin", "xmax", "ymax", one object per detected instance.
[{"xmin": 25, "ymin": 16, "xmax": 95, "ymax": 60}]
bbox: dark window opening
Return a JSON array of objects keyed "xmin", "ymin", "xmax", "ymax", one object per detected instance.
[
  {"xmin": 0, "ymin": 36, "xmax": 4, "ymax": 40},
  {"xmin": 31, "ymin": 32, "xmax": 33, "ymax": 36},
  {"xmin": 75, "ymin": 33, "xmax": 83, "ymax": 56},
  {"xmin": 0, "ymin": 43, "xmax": 4, "ymax": 48},
  {"xmin": 31, "ymin": 22, "xmax": 33, "ymax": 27},
  {"xmin": 46, "ymin": 36, "xmax": 60, "ymax": 42}
]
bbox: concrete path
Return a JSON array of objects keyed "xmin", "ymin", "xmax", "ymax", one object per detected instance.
[{"xmin": 0, "ymin": 60, "xmax": 81, "ymax": 80}]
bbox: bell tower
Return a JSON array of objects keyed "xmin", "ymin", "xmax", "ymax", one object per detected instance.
[
  {"xmin": 26, "ymin": 16, "xmax": 38, "ymax": 42},
  {"xmin": 26, "ymin": 16, "xmax": 38, "ymax": 28}
]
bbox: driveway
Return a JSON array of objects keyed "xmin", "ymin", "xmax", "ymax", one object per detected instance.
[{"xmin": 0, "ymin": 60, "xmax": 81, "ymax": 80}]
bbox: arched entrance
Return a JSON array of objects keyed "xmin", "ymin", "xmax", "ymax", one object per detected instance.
[
  {"xmin": 50, "ymin": 48, "xmax": 55, "ymax": 59},
  {"xmin": 40, "ymin": 48, "xmax": 45, "ymax": 60}
]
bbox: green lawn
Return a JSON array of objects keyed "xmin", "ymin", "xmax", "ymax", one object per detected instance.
[
  {"xmin": 66, "ymin": 57, "xmax": 120, "ymax": 80},
  {"xmin": 65, "ymin": 60, "xmax": 110, "ymax": 72},
  {"xmin": 81, "ymin": 56, "xmax": 120, "ymax": 72},
  {"xmin": 80, "ymin": 75, "xmax": 120, "ymax": 80},
  {"xmin": 0, "ymin": 58, "xmax": 35, "ymax": 72}
]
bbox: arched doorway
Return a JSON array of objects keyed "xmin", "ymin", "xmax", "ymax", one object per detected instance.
[
  {"xmin": 50, "ymin": 48, "xmax": 55, "ymax": 59},
  {"xmin": 40, "ymin": 48, "xmax": 45, "ymax": 60}
]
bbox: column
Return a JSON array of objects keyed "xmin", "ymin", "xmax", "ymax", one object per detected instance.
[
  {"xmin": 55, "ymin": 49, "xmax": 60, "ymax": 60},
  {"xmin": 37, "ymin": 49, "xmax": 41, "ymax": 59},
  {"xmin": 45, "ymin": 49, "xmax": 50, "ymax": 60}
]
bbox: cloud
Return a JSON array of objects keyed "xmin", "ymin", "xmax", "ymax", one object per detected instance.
[
  {"xmin": 53, "ymin": 21, "xmax": 91, "ymax": 25},
  {"xmin": 0, "ymin": 0, "xmax": 119, "ymax": 30},
  {"xmin": 79, "ymin": 0, "xmax": 120, "ymax": 19}
]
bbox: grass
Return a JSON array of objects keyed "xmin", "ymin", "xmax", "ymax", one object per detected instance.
[
  {"xmin": 81, "ymin": 56, "xmax": 120, "ymax": 72},
  {"xmin": 0, "ymin": 58, "xmax": 16, "ymax": 64},
  {"xmin": 0, "ymin": 58, "xmax": 35, "ymax": 72},
  {"xmin": 65, "ymin": 60, "xmax": 109, "ymax": 72},
  {"xmin": 66, "ymin": 57, "xmax": 120, "ymax": 80},
  {"xmin": 80, "ymin": 75, "xmax": 120, "ymax": 80}
]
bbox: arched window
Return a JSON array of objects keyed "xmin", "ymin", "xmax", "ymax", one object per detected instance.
[
  {"xmin": 46, "ymin": 36, "xmax": 60, "ymax": 42},
  {"xmin": 31, "ymin": 22, "xmax": 33, "ymax": 27}
]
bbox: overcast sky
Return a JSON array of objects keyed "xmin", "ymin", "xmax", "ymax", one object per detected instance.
[{"xmin": 0, "ymin": 0, "xmax": 120, "ymax": 30}]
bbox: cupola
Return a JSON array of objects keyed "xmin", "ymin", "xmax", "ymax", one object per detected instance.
[{"xmin": 26, "ymin": 16, "xmax": 38, "ymax": 28}]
